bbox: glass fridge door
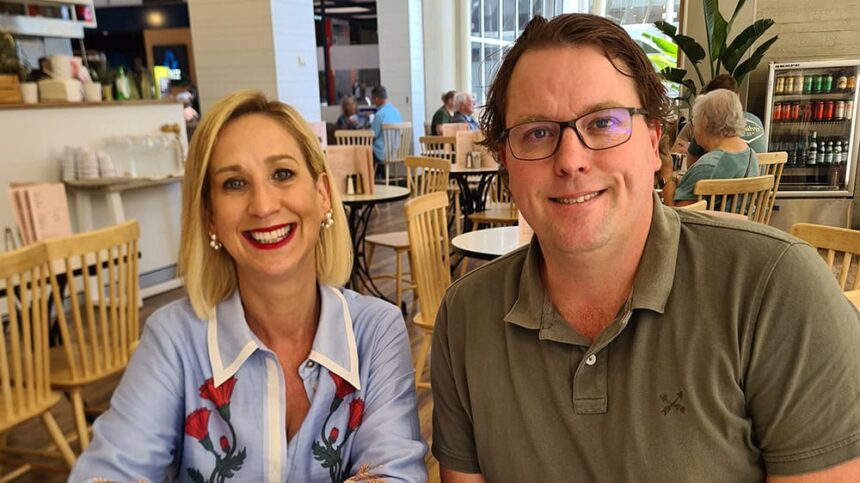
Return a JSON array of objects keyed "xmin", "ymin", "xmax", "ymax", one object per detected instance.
[{"xmin": 766, "ymin": 63, "xmax": 858, "ymax": 193}]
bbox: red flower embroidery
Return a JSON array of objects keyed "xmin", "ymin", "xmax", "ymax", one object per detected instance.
[
  {"xmin": 330, "ymin": 427, "xmax": 340, "ymax": 442},
  {"xmin": 200, "ymin": 376, "xmax": 238, "ymax": 408},
  {"xmin": 348, "ymin": 399, "xmax": 364, "ymax": 431},
  {"xmin": 185, "ymin": 408, "xmax": 211, "ymax": 442},
  {"xmin": 220, "ymin": 435, "xmax": 230, "ymax": 452},
  {"xmin": 329, "ymin": 372, "xmax": 356, "ymax": 400}
]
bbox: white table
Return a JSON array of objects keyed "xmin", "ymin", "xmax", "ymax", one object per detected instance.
[{"xmin": 451, "ymin": 226, "xmax": 527, "ymax": 261}]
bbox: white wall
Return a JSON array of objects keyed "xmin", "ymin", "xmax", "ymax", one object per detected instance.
[
  {"xmin": 422, "ymin": 0, "xmax": 459, "ymax": 117},
  {"xmin": 377, "ymin": 0, "xmax": 425, "ymax": 144},
  {"xmin": 187, "ymin": 0, "xmax": 321, "ymax": 121},
  {"xmin": 0, "ymin": 102, "xmax": 186, "ymax": 279}
]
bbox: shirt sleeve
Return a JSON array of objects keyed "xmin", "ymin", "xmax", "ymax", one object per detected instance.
[
  {"xmin": 68, "ymin": 314, "xmax": 185, "ymax": 483},
  {"xmin": 346, "ymin": 304, "xmax": 428, "ymax": 482},
  {"xmin": 431, "ymin": 296, "xmax": 482, "ymax": 473},
  {"xmin": 746, "ymin": 242, "xmax": 860, "ymax": 476},
  {"xmin": 673, "ymin": 162, "xmax": 714, "ymax": 202},
  {"xmin": 370, "ymin": 109, "xmax": 383, "ymax": 138}
]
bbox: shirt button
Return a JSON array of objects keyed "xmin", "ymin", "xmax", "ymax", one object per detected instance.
[
  {"xmin": 585, "ymin": 354, "xmax": 597, "ymax": 366},
  {"xmin": 306, "ymin": 361, "xmax": 315, "ymax": 368}
]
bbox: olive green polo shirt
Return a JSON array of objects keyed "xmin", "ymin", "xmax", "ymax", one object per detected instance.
[{"xmin": 432, "ymin": 196, "xmax": 860, "ymax": 482}]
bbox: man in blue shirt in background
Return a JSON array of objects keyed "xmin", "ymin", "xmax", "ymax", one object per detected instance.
[{"xmin": 370, "ymin": 85, "xmax": 403, "ymax": 178}]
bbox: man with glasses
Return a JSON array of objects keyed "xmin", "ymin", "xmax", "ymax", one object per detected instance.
[{"xmin": 432, "ymin": 13, "xmax": 860, "ymax": 483}]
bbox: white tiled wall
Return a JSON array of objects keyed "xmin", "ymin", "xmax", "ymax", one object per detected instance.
[
  {"xmin": 377, "ymin": 0, "xmax": 425, "ymax": 148},
  {"xmin": 187, "ymin": 0, "xmax": 321, "ymax": 121}
]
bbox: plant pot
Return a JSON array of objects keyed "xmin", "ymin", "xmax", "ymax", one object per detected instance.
[{"xmin": 0, "ymin": 74, "xmax": 22, "ymax": 104}]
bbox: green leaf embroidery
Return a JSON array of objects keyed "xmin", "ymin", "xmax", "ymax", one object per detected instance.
[{"xmin": 187, "ymin": 468, "xmax": 206, "ymax": 483}]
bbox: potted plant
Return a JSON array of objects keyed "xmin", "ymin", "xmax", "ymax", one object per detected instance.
[
  {"xmin": 0, "ymin": 31, "xmax": 26, "ymax": 103},
  {"xmin": 652, "ymin": 0, "xmax": 778, "ymax": 103}
]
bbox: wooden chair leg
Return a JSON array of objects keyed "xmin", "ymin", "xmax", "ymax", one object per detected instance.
[
  {"xmin": 40, "ymin": 412, "xmax": 77, "ymax": 468},
  {"xmin": 395, "ymin": 249, "xmax": 403, "ymax": 309},
  {"xmin": 69, "ymin": 389, "xmax": 90, "ymax": 450},
  {"xmin": 413, "ymin": 331, "xmax": 432, "ymax": 390}
]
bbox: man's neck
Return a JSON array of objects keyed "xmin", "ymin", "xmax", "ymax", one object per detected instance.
[{"xmin": 539, "ymin": 208, "xmax": 653, "ymax": 342}]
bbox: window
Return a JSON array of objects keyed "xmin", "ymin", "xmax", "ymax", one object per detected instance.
[
  {"xmin": 468, "ymin": 0, "xmax": 682, "ymax": 103},
  {"xmin": 469, "ymin": 0, "xmax": 563, "ymax": 104}
]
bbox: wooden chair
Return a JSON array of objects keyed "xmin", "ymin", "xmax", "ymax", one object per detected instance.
[
  {"xmin": 468, "ymin": 175, "xmax": 518, "ymax": 230},
  {"xmin": 845, "ymin": 289, "xmax": 860, "ymax": 309},
  {"xmin": 693, "ymin": 175, "xmax": 774, "ymax": 223},
  {"xmin": 756, "ymin": 152, "xmax": 787, "ymax": 225},
  {"xmin": 678, "ymin": 199, "xmax": 708, "ymax": 211},
  {"xmin": 0, "ymin": 243, "xmax": 77, "ymax": 479},
  {"xmin": 44, "ymin": 220, "xmax": 140, "ymax": 451},
  {"xmin": 790, "ymin": 222, "xmax": 860, "ymax": 291},
  {"xmin": 419, "ymin": 135, "xmax": 461, "ymax": 235},
  {"xmin": 334, "ymin": 129, "xmax": 374, "ymax": 147},
  {"xmin": 365, "ymin": 157, "xmax": 451, "ymax": 311},
  {"xmin": 439, "ymin": 122, "xmax": 470, "ymax": 138},
  {"xmin": 404, "ymin": 192, "xmax": 451, "ymax": 390},
  {"xmin": 381, "ymin": 123, "xmax": 413, "ymax": 186}
]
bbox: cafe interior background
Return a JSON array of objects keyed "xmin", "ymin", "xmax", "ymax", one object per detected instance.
[{"xmin": 0, "ymin": 0, "xmax": 859, "ymax": 480}]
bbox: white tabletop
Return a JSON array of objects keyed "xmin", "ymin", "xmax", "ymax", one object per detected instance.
[
  {"xmin": 450, "ymin": 165, "xmax": 499, "ymax": 175},
  {"xmin": 452, "ymin": 226, "xmax": 526, "ymax": 260},
  {"xmin": 341, "ymin": 185, "xmax": 410, "ymax": 204}
]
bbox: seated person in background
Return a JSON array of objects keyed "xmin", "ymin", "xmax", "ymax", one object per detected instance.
[
  {"xmin": 336, "ymin": 95, "xmax": 368, "ymax": 130},
  {"xmin": 663, "ymin": 88, "xmax": 759, "ymax": 207},
  {"xmin": 671, "ymin": 74, "xmax": 765, "ymax": 163},
  {"xmin": 431, "ymin": 90, "xmax": 456, "ymax": 135},
  {"xmin": 450, "ymin": 91, "xmax": 480, "ymax": 130},
  {"xmin": 69, "ymin": 90, "xmax": 427, "ymax": 482},
  {"xmin": 369, "ymin": 85, "xmax": 403, "ymax": 172},
  {"xmin": 28, "ymin": 56, "xmax": 52, "ymax": 81}
]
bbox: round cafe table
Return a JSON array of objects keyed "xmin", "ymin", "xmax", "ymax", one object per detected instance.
[
  {"xmin": 451, "ymin": 226, "xmax": 527, "ymax": 261},
  {"xmin": 449, "ymin": 164, "xmax": 499, "ymax": 232},
  {"xmin": 341, "ymin": 185, "xmax": 410, "ymax": 304}
]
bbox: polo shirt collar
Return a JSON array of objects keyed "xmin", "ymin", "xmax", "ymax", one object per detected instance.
[
  {"xmin": 207, "ymin": 284, "xmax": 361, "ymax": 391},
  {"xmin": 503, "ymin": 192, "xmax": 680, "ymax": 339}
]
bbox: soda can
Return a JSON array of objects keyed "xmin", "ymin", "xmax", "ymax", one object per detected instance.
[
  {"xmin": 848, "ymin": 75, "xmax": 857, "ymax": 90},
  {"xmin": 813, "ymin": 74, "xmax": 823, "ymax": 93},
  {"xmin": 846, "ymin": 100, "xmax": 854, "ymax": 120},
  {"xmin": 773, "ymin": 103, "xmax": 783, "ymax": 121},
  {"xmin": 775, "ymin": 76, "xmax": 785, "ymax": 94},
  {"xmin": 791, "ymin": 102, "xmax": 801, "ymax": 121},
  {"xmin": 835, "ymin": 101, "xmax": 846, "ymax": 120},
  {"xmin": 803, "ymin": 75, "xmax": 814, "ymax": 93},
  {"xmin": 815, "ymin": 101, "xmax": 825, "ymax": 121},
  {"xmin": 795, "ymin": 75, "xmax": 804, "ymax": 94},
  {"xmin": 784, "ymin": 76, "xmax": 794, "ymax": 94},
  {"xmin": 825, "ymin": 101, "xmax": 835, "ymax": 121},
  {"xmin": 823, "ymin": 74, "xmax": 833, "ymax": 93}
]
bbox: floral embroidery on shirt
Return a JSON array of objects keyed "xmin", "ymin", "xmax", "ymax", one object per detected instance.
[
  {"xmin": 312, "ymin": 371, "xmax": 365, "ymax": 482},
  {"xmin": 344, "ymin": 463, "xmax": 385, "ymax": 482},
  {"xmin": 184, "ymin": 376, "xmax": 247, "ymax": 483}
]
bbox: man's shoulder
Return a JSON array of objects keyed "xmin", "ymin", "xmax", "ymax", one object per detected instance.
[
  {"xmin": 674, "ymin": 208, "xmax": 799, "ymax": 250},
  {"xmin": 445, "ymin": 246, "xmax": 529, "ymax": 309}
]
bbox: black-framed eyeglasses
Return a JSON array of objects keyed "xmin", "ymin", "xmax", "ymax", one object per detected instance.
[{"xmin": 501, "ymin": 107, "xmax": 649, "ymax": 161}]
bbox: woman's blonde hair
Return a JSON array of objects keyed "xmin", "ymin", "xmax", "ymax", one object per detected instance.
[{"xmin": 179, "ymin": 90, "xmax": 352, "ymax": 320}]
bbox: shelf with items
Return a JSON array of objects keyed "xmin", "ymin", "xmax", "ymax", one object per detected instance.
[
  {"xmin": 0, "ymin": 0, "xmax": 95, "ymax": 38},
  {"xmin": 770, "ymin": 119, "xmax": 852, "ymax": 126},
  {"xmin": 773, "ymin": 91, "xmax": 856, "ymax": 101}
]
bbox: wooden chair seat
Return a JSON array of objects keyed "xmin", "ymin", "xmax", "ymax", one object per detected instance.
[
  {"xmin": 845, "ymin": 289, "xmax": 860, "ymax": 309},
  {"xmin": 468, "ymin": 205, "xmax": 518, "ymax": 226},
  {"xmin": 48, "ymin": 346, "xmax": 127, "ymax": 388},
  {"xmin": 365, "ymin": 231, "xmax": 409, "ymax": 249},
  {"xmin": 0, "ymin": 391, "xmax": 62, "ymax": 434}
]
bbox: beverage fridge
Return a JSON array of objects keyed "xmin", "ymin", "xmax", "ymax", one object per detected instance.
[{"xmin": 762, "ymin": 59, "xmax": 860, "ymax": 231}]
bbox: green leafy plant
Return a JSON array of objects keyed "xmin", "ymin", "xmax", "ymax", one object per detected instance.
[
  {"xmin": 654, "ymin": 0, "xmax": 778, "ymax": 102},
  {"xmin": 0, "ymin": 31, "xmax": 26, "ymax": 81}
]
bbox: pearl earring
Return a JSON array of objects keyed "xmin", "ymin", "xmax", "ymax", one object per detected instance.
[
  {"xmin": 321, "ymin": 210, "xmax": 334, "ymax": 229},
  {"xmin": 209, "ymin": 232, "xmax": 222, "ymax": 250}
]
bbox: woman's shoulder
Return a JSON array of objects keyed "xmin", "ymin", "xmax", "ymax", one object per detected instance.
[
  {"xmin": 145, "ymin": 297, "xmax": 207, "ymax": 339},
  {"xmin": 331, "ymin": 287, "xmax": 405, "ymax": 341}
]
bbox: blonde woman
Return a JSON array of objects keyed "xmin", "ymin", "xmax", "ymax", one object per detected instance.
[{"xmin": 71, "ymin": 91, "xmax": 427, "ymax": 482}]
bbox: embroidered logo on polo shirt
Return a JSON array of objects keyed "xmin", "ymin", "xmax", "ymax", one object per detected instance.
[{"xmin": 660, "ymin": 390, "xmax": 686, "ymax": 415}]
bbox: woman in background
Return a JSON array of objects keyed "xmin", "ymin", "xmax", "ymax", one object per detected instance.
[
  {"xmin": 430, "ymin": 90, "xmax": 456, "ymax": 135},
  {"xmin": 336, "ymin": 95, "xmax": 368, "ymax": 130},
  {"xmin": 70, "ymin": 90, "xmax": 427, "ymax": 483}
]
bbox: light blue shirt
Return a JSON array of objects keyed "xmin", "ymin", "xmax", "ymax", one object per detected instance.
[
  {"xmin": 674, "ymin": 147, "xmax": 759, "ymax": 202},
  {"xmin": 70, "ymin": 285, "xmax": 427, "ymax": 483},
  {"xmin": 371, "ymin": 102, "xmax": 403, "ymax": 160}
]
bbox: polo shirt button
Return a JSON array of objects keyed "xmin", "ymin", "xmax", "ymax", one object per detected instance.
[
  {"xmin": 306, "ymin": 361, "xmax": 315, "ymax": 368},
  {"xmin": 585, "ymin": 354, "xmax": 597, "ymax": 366}
]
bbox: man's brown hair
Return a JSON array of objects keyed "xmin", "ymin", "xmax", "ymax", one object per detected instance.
[{"xmin": 480, "ymin": 14, "xmax": 670, "ymax": 155}]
